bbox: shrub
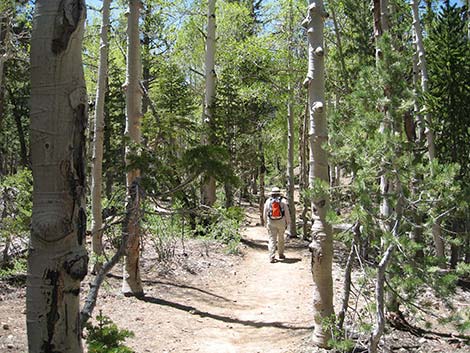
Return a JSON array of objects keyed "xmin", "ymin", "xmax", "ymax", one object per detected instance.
[{"xmin": 85, "ymin": 312, "xmax": 135, "ymax": 353}]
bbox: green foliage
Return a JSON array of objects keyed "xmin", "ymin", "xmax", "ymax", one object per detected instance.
[
  {"xmin": 143, "ymin": 209, "xmax": 185, "ymax": 262},
  {"xmin": 0, "ymin": 168, "xmax": 32, "ymax": 243},
  {"xmin": 197, "ymin": 206, "xmax": 244, "ymax": 254},
  {"xmin": 0, "ymin": 258, "xmax": 27, "ymax": 278},
  {"xmin": 183, "ymin": 145, "xmax": 239, "ymax": 186},
  {"xmin": 85, "ymin": 312, "xmax": 135, "ymax": 353},
  {"xmin": 0, "ymin": 2, "xmax": 32, "ymax": 175},
  {"xmin": 320, "ymin": 315, "xmax": 356, "ymax": 352},
  {"xmin": 301, "ymin": 179, "xmax": 331, "ymax": 202},
  {"xmin": 426, "ymin": 2, "xmax": 470, "ymax": 182}
]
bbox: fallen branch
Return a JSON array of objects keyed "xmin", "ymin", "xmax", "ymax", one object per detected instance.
[
  {"xmin": 80, "ymin": 230, "xmax": 128, "ymax": 328},
  {"xmin": 80, "ymin": 181, "xmax": 141, "ymax": 328},
  {"xmin": 387, "ymin": 309, "xmax": 470, "ymax": 343}
]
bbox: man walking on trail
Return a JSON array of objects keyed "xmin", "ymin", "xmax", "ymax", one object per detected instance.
[{"xmin": 263, "ymin": 187, "xmax": 290, "ymax": 263}]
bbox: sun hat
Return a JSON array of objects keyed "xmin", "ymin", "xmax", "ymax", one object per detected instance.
[{"xmin": 270, "ymin": 187, "xmax": 281, "ymax": 195}]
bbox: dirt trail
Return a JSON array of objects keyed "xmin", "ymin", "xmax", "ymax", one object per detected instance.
[
  {"xmin": 0, "ymin": 209, "xmax": 316, "ymax": 353},
  {"xmin": 102, "ymin": 210, "xmax": 315, "ymax": 353},
  {"xmin": 2, "ymin": 207, "xmax": 468, "ymax": 352}
]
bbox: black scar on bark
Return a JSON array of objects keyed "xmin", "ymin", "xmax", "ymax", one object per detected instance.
[
  {"xmin": 77, "ymin": 207, "xmax": 86, "ymax": 245},
  {"xmin": 74, "ymin": 102, "xmax": 87, "ymax": 246},
  {"xmin": 63, "ymin": 253, "xmax": 88, "ymax": 281},
  {"xmin": 41, "ymin": 270, "xmax": 61, "ymax": 353},
  {"xmin": 52, "ymin": 0, "xmax": 84, "ymax": 55},
  {"xmin": 74, "ymin": 103, "xmax": 87, "ymax": 191}
]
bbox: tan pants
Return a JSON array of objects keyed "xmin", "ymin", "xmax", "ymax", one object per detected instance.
[{"xmin": 267, "ymin": 219, "xmax": 286, "ymax": 260}]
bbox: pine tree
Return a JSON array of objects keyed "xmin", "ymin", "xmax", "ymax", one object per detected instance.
[{"xmin": 426, "ymin": 1, "xmax": 470, "ymax": 266}]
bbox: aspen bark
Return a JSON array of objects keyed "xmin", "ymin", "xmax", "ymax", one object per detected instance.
[
  {"xmin": 303, "ymin": 1, "xmax": 334, "ymax": 347},
  {"xmin": 201, "ymin": 0, "xmax": 217, "ymax": 207},
  {"xmin": 122, "ymin": 0, "xmax": 144, "ymax": 297},
  {"xmin": 287, "ymin": 96, "xmax": 296, "ymax": 237},
  {"xmin": 286, "ymin": 0, "xmax": 296, "ymax": 238},
  {"xmin": 28, "ymin": 1, "xmax": 88, "ymax": 352},
  {"xmin": 91, "ymin": 0, "xmax": 111, "ymax": 272},
  {"xmin": 412, "ymin": 34, "xmax": 425, "ymax": 141},
  {"xmin": 300, "ymin": 102, "xmax": 309, "ymax": 239},
  {"xmin": 259, "ymin": 135, "xmax": 266, "ymax": 226},
  {"xmin": 411, "ymin": 0, "xmax": 435, "ymax": 161}
]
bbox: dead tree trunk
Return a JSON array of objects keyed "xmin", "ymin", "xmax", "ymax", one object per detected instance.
[
  {"xmin": 91, "ymin": 0, "xmax": 111, "ymax": 273},
  {"xmin": 122, "ymin": 0, "xmax": 144, "ymax": 297}
]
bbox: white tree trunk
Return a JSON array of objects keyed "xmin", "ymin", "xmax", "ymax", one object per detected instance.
[
  {"xmin": 303, "ymin": 1, "xmax": 334, "ymax": 347},
  {"xmin": 412, "ymin": 33, "xmax": 425, "ymax": 141},
  {"xmin": 122, "ymin": 0, "xmax": 144, "ymax": 297},
  {"xmin": 299, "ymin": 102, "xmax": 309, "ymax": 239},
  {"xmin": 287, "ymin": 96, "xmax": 296, "ymax": 237},
  {"xmin": 410, "ymin": 0, "xmax": 444, "ymax": 258},
  {"xmin": 91, "ymin": 0, "xmax": 111, "ymax": 272},
  {"xmin": 201, "ymin": 0, "xmax": 217, "ymax": 206},
  {"xmin": 286, "ymin": 0, "xmax": 296, "ymax": 237},
  {"xmin": 28, "ymin": 1, "xmax": 88, "ymax": 352},
  {"xmin": 259, "ymin": 135, "xmax": 266, "ymax": 226},
  {"xmin": 411, "ymin": 0, "xmax": 435, "ymax": 160}
]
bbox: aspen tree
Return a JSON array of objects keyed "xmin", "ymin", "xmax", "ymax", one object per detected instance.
[
  {"xmin": 299, "ymin": 103, "xmax": 309, "ymax": 239},
  {"xmin": 286, "ymin": 0, "xmax": 297, "ymax": 238},
  {"xmin": 28, "ymin": 1, "xmax": 88, "ymax": 351},
  {"xmin": 302, "ymin": 0, "xmax": 334, "ymax": 347},
  {"xmin": 91, "ymin": 0, "xmax": 111, "ymax": 273},
  {"xmin": 122, "ymin": 0, "xmax": 144, "ymax": 297},
  {"xmin": 258, "ymin": 132, "xmax": 266, "ymax": 226},
  {"xmin": 201, "ymin": 0, "xmax": 217, "ymax": 207},
  {"xmin": 410, "ymin": 0, "xmax": 445, "ymax": 259}
]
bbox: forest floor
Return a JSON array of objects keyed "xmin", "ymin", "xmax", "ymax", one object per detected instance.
[{"xmin": 0, "ymin": 205, "xmax": 469, "ymax": 352}]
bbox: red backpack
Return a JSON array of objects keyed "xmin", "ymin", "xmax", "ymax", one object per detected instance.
[{"xmin": 268, "ymin": 197, "xmax": 285, "ymax": 220}]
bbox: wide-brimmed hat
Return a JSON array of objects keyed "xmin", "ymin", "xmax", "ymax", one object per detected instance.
[{"xmin": 270, "ymin": 187, "xmax": 282, "ymax": 195}]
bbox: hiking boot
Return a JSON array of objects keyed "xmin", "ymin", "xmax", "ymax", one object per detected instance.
[{"xmin": 279, "ymin": 254, "xmax": 286, "ymax": 260}]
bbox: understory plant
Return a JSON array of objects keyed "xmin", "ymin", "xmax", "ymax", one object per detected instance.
[{"xmin": 85, "ymin": 311, "xmax": 135, "ymax": 353}]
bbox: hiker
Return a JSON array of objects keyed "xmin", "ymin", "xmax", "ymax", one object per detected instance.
[{"xmin": 263, "ymin": 187, "xmax": 290, "ymax": 263}]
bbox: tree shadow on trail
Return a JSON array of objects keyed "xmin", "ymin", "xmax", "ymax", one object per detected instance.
[
  {"xmin": 139, "ymin": 295, "xmax": 314, "ymax": 331},
  {"xmin": 106, "ymin": 273, "xmax": 231, "ymax": 302},
  {"xmin": 240, "ymin": 238, "xmax": 267, "ymax": 250},
  {"xmin": 278, "ymin": 258, "xmax": 301, "ymax": 264},
  {"xmin": 241, "ymin": 237, "xmax": 309, "ymax": 252}
]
